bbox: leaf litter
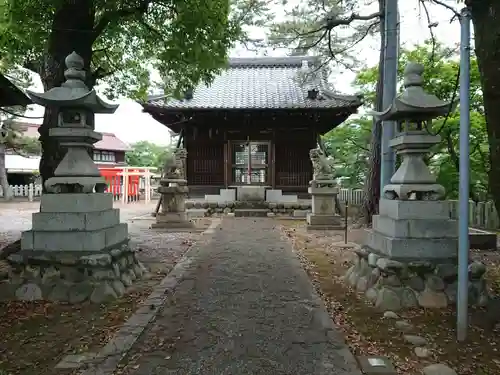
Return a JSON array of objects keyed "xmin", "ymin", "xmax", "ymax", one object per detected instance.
[
  {"xmin": 0, "ymin": 217, "xmax": 212, "ymax": 375},
  {"xmin": 279, "ymin": 220, "xmax": 500, "ymax": 375}
]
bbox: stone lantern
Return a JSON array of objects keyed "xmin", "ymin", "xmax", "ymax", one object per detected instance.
[
  {"xmin": 6, "ymin": 52, "xmax": 145, "ymax": 303},
  {"xmin": 152, "ymin": 148, "xmax": 194, "ymax": 229},
  {"xmin": 344, "ymin": 62, "xmax": 488, "ymax": 311}
]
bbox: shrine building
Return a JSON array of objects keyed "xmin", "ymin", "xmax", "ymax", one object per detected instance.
[{"xmin": 141, "ymin": 56, "xmax": 362, "ymax": 198}]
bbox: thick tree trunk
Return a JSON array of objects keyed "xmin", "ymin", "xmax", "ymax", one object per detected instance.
[
  {"xmin": 361, "ymin": 0, "xmax": 385, "ymax": 224},
  {"xmin": 0, "ymin": 144, "xmax": 13, "ymax": 200},
  {"xmin": 38, "ymin": 0, "xmax": 95, "ymax": 191},
  {"xmin": 470, "ymin": 1, "xmax": 500, "ymax": 214}
]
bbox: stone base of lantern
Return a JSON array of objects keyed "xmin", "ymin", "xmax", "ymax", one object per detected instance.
[
  {"xmin": 0, "ymin": 192, "xmax": 147, "ymax": 303},
  {"xmin": 365, "ymin": 198, "xmax": 458, "ymax": 261},
  {"xmin": 306, "ymin": 181, "xmax": 344, "ymax": 230},
  {"xmin": 344, "ymin": 247, "xmax": 489, "ymax": 311},
  {"xmin": 306, "ymin": 213, "xmax": 344, "ymax": 230},
  {"xmin": 345, "ymin": 198, "xmax": 490, "ymax": 311},
  {"xmin": 151, "ymin": 212, "xmax": 195, "ymax": 230},
  {"xmin": 151, "ymin": 179, "xmax": 194, "ymax": 230},
  {"xmin": 2, "ymin": 245, "xmax": 146, "ymax": 303}
]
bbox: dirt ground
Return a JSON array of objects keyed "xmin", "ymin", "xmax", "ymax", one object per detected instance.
[
  {"xmin": 0, "ymin": 201, "xmax": 212, "ymax": 375},
  {"xmin": 279, "ymin": 220, "xmax": 500, "ymax": 375}
]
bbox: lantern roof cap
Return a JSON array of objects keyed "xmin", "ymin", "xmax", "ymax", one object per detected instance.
[
  {"xmin": 369, "ymin": 62, "xmax": 456, "ymax": 121},
  {"xmin": 27, "ymin": 52, "xmax": 118, "ymax": 114}
]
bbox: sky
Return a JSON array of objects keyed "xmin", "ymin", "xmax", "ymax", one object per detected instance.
[{"xmin": 19, "ymin": 0, "xmax": 462, "ymax": 147}]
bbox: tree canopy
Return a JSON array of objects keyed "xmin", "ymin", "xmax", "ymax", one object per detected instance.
[
  {"xmin": 0, "ymin": 0, "xmax": 272, "ymax": 98},
  {"xmin": 0, "ymin": 0, "xmax": 275, "ymax": 186},
  {"xmin": 125, "ymin": 141, "xmax": 172, "ymax": 171}
]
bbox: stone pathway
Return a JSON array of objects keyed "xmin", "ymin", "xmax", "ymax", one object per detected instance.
[{"xmin": 86, "ymin": 217, "xmax": 361, "ymax": 375}]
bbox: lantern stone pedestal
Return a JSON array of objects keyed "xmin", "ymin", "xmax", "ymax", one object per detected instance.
[
  {"xmin": 344, "ymin": 62, "xmax": 488, "ymax": 311},
  {"xmin": 2, "ymin": 52, "xmax": 146, "ymax": 304},
  {"xmin": 151, "ymin": 179, "xmax": 194, "ymax": 230},
  {"xmin": 306, "ymin": 181, "xmax": 343, "ymax": 230}
]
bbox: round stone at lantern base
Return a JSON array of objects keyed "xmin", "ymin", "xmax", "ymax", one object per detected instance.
[
  {"xmin": 344, "ymin": 251, "xmax": 489, "ymax": 311},
  {"xmin": 0, "ymin": 245, "xmax": 147, "ymax": 304}
]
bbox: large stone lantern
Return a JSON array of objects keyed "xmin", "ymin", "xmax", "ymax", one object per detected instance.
[
  {"xmin": 28, "ymin": 52, "xmax": 118, "ymax": 194},
  {"xmin": 5, "ymin": 52, "xmax": 146, "ymax": 303},
  {"xmin": 344, "ymin": 62, "xmax": 488, "ymax": 311}
]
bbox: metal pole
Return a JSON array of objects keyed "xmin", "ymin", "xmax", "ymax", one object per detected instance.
[
  {"xmin": 457, "ymin": 7, "xmax": 471, "ymax": 342},
  {"xmin": 380, "ymin": 0, "xmax": 399, "ymax": 193},
  {"xmin": 344, "ymin": 199, "xmax": 348, "ymax": 244}
]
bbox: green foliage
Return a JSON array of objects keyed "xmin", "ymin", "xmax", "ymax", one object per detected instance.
[
  {"xmin": 0, "ymin": 0, "xmax": 272, "ymax": 99},
  {"xmin": 322, "ymin": 118, "xmax": 371, "ymax": 188},
  {"xmin": 125, "ymin": 141, "xmax": 172, "ymax": 171},
  {"xmin": 0, "ymin": 114, "xmax": 41, "ymax": 156},
  {"xmin": 324, "ymin": 41, "xmax": 488, "ymax": 199}
]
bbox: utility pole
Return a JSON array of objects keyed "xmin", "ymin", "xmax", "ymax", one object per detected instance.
[
  {"xmin": 380, "ymin": 0, "xmax": 399, "ymax": 193},
  {"xmin": 457, "ymin": 6, "xmax": 472, "ymax": 342}
]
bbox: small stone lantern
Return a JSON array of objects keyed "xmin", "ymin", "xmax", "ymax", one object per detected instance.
[
  {"xmin": 344, "ymin": 62, "xmax": 488, "ymax": 311},
  {"xmin": 152, "ymin": 148, "xmax": 194, "ymax": 229},
  {"xmin": 7, "ymin": 52, "xmax": 146, "ymax": 304}
]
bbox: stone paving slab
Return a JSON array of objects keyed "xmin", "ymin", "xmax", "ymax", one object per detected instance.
[{"xmin": 98, "ymin": 218, "xmax": 362, "ymax": 375}]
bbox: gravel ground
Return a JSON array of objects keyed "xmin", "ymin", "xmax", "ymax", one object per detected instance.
[
  {"xmin": 115, "ymin": 217, "xmax": 360, "ymax": 375},
  {"xmin": 0, "ymin": 201, "xmax": 209, "ymax": 277}
]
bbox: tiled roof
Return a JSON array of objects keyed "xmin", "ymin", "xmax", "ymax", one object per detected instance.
[
  {"xmin": 19, "ymin": 123, "xmax": 130, "ymax": 151},
  {"xmin": 145, "ymin": 56, "xmax": 362, "ymax": 111},
  {"xmin": 98, "ymin": 132, "xmax": 131, "ymax": 152},
  {"xmin": 0, "ymin": 74, "xmax": 32, "ymax": 107}
]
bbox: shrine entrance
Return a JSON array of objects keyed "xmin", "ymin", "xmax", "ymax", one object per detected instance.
[{"xmin": 229, "ymin": 141, "xmax": 271, "ymax": 186}]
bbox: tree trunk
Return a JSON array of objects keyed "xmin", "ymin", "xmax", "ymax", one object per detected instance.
[
  {"xmin": 0, "ymin": 144, "xmax": 13, "ymax": 200},
  {"xmin": 470, "ymin": 1, "xmax": 500, "ymax": 215},
  {"xmin": 361, "ymin": 0, "xmax": 385, "ymax": 224},
  {"xmin": 38, "ymin": 0, "xmax": 95, "ymax": 192}
]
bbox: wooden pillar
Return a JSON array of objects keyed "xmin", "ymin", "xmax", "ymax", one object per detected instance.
[
  {"xmin": 121, "ymin": 168, "xmax": 129, "ymax": 204},
  {"xmin": 144, "ymin": 168, "xmax": 151, "ymax": 204},
  {"xmin": 224, "ymin": 141, "xmax": 228, "ymax": 188},
  {"xmin": 271, "ymin": 130, "xmax": 276, "ymax": 189}
]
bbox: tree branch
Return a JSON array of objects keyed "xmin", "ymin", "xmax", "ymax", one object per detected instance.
[
  {"xmin": 325, "ymin": 11, "xmax": 382, "ymax": 30},
  {"xmin": 419, "ymin": 0, "xmax": 438, "ymax": 66},
  {"xmin": 23, "ymin": 59, "xmax": 40, "ymax": 75},
  {"xmin": 88, "ymin": 67, "xmax": 114, "ymax": 87},
  {"xmin": 272, "ymin": 11, "xmax": 382, "ymax": 48},
  {"xmin": 93, "ymin": 1, "xmax": 151, "ymax": 42},
  {"xmin": 429, "ymin": 0, "xmax": 461, "ymax": 19}
]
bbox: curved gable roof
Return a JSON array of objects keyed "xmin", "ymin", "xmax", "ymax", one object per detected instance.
[{"xmin": 144, "ymin": 56, "xmax": 362, "ymax": 111}]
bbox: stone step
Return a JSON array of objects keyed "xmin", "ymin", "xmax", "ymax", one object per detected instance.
[{"xmin": 234, "ymin": 209, "xmax": 269, "ymax": 217}]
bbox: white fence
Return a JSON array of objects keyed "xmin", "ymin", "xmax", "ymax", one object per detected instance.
[
  {"xmin": 0, "ymin": 183, "xmax": 148, "ymax": 203},
  {"xmin": 0, "ymin": 184, "xmax": 42, "ymax": 201},
  {"xmin": 338, "ymin": 188, "xmax": 365, "ymax": 205}
]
